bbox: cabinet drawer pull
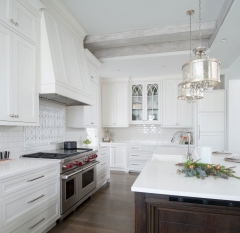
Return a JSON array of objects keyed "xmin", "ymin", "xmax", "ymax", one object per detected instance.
[
  {"xmin": 29, "ymin": 218, "xmax": 45, "ymax": 229},
  {"xmin": 91, "ymin": 122, "xmax": 94, "ymax": 124},
  {"xmin": 28, "ymin": 194, "xmax": 44, "ymax": 203},
  {"xmin": 28, "ymin": 175, "xmax": 44, "ymax": 182},
  {"xmin": 101, "ymin": 153, "xmax": 106, "ymax": 155},
  {"xmin": 131, "ymin": 155, "xmax": 139, "ymax": 156},
  {"xmin": 91, "ymin": 76, "xmax": 94, "ymax": 79},
  {"xmin": 131, "ymin": 147, "xmax": 140, "ymax": 149},
  {"xmin": 101, "ymin": 163, "xmax": 106, "ymax": 166},
  {"xmin": 131, "ymin": 164, "xmax": 139, "ymax": 165}
]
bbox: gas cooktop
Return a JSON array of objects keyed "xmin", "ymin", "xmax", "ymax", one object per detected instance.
[{"xmin": 22, "ymin": 148, "xmax": 93, "ymax": 159}]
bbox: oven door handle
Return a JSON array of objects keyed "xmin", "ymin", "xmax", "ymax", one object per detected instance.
[
  {"xmin": 61, "ymin": 169, "xmax": 82, "ymax": 180},
  {"xmin": 82, "ymin": 161, "xmax": 100, "ymax": 171}
]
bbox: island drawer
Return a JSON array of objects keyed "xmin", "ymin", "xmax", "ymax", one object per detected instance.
[
  {"xmin": 1, "ymin": 179, "xmax": 58, "ymax": 228},
  {"xmin": 143, "ymin": 146, "xmax": 162, "ymax": 151},
  {"xmin": 128, "ymin": 160, "xmax": 148, "ymax": 169},
  {"xmin": 1, "ymin": 165, "xmax": 59, "ymax": 197},
  {"xmin": 3, "ymin": 200, "xmax": 59, "ymax": 233},
  {"xmin": 97, "ymin": 155, "xmax": 109, "ymax": 172},
  {"xmin": 97, "ymin": 148, "xmax": 110, "ymax": 158},
  {"xmin": 127, "ymin": 146, "xmax": 143, "ymax": 151},
  {"xmin": 128, "ymin": 153, "xmax": 152, "ymax": 160}
]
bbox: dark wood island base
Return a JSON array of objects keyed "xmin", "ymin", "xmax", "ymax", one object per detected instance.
[{"xmin": 135, "ymin": 192, "xmax": 240, "ymax": 233}]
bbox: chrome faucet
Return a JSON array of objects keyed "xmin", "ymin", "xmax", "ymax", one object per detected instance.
[{"xmin": 171, "ymin": 131, "xmax": 192, "ymax": 159}]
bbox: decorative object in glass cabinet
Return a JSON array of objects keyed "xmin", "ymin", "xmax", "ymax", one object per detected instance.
[
  {"xmin": 132, "ymin": 84, "xmax": 143, "ymax": 121},
  {"xmin": 147, "ymin": 84, "xmax": 159, "ymax": 121}
]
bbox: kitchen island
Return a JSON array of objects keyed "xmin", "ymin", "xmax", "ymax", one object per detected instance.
[{"xmin": 131, "ymin": 150, "xmax": 240, "ymax": 233}]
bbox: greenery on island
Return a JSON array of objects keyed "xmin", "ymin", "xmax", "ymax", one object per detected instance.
[
  {"xmin": 83, "ymin": 139, "xmax": 91, "ymax": 145},
  {"xmin": 176, "ymin": 159, "xmax": 240, "ymax": 180}
]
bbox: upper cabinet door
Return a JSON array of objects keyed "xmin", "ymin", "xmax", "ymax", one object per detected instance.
[
  {"xmin": 0, "ymin": 0, "xmax": 13, "ymax": 27},
  {"xmin": 162, "ymin": 80, "xmax": 178, "ymax": 126},
  {"xmin": 13, "ymin": 34, "xmax": 38, "ymax": 123},
  {"xmin": 198, "ymin": 91, "xmax": 225, "ymax": 112},
  {"xmin": 131, "ymin": 83, "xmax": 144, "ymax": 123},
  {"xmin": 102, "ymin": 83, "xmax": 115, "ymax": 126},
  {"xmin": 178, "ymin": 99, "xmax": 193, "ymax": 127},
  {"xmin": 12, "ymin": 0, "xmax": 37, "ymax": 42},
  {"xmin": 0, "ymin": 24, "xmax": 14, "ymax": 122},
  {"xmin": 115, "ymin": 83, "xmax": 128, "ymax": 126},
  {"xmin": 59, "ymin": 25, "xmax": 83, "ymax": 92}
]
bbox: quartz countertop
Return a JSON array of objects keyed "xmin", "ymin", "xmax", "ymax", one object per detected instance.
[
  {"xmin": 81, "ymin": 146, "xmax": 108, "ymax": 151},
  {"xmin": 100, "ymin": 142, "xmax": 194, "ymax": 147},
  {"xmin": 0, "ymin": 158, "xmax": 60, "ymax": 180},
  {"xmin": 131, "ymin": 153, "xmax": 240, "ymax": 201}
]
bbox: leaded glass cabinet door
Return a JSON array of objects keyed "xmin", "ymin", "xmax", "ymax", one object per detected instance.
[
  {"xmin": 131, "ymin": 84, "xmax": 143, "ymax": 122},
  {"xmin": 146, "ymin": 83, "xmax": 159, "ymax": 122}
]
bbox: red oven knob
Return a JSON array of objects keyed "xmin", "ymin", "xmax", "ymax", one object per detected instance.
[
  {"xmin": 76, "ymin": 161, "xmax": 83, "ymax": 166},
  {"xmin": 95, "ymin": 154, "xmax": 98, "ymax": 158},
  {"xmin": 87, "ymin": 158, "xmax": 91, "ymax": 163}
]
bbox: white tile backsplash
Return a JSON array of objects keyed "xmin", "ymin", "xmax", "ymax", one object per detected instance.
[
  {"xmin": 0, "ymin": 100, "xmax": 87, "ymax": 159},
  {"xmin": 105, "ymin": 125, "xmax": 192, "ymax": 143}
]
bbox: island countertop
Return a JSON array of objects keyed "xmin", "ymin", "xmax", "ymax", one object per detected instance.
[{"xmin": 131, "ymin": 153, "xmax": 240, "ymax": 201}]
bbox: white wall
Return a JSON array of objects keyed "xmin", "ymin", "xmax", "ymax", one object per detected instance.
[
  {"xmin": 0, "ymin": 100, "xmax": 87, "ymax": 159},
  {"xmin": 228, "ymin": 80, "xmax": 240, "ymax": 154}
]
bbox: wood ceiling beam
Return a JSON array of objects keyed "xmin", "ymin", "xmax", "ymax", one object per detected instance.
[
  {"xmin": 93, "ymin": 39, "xmax": 208, "ymax": 60},
  {"xmin": 85, "ymin": 21, "xmax": 216, "ymax": 50}
]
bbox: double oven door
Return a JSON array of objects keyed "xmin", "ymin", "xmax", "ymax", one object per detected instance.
[{"xmin": 61, "ymin": 165, "xmax": 97, "ymax": 214}]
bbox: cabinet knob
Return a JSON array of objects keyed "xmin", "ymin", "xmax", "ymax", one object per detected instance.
[
  {"xmin": 14, "ymin": 115, "xmax": 19, "ymax": 118},
  {"xmin": 10, "ymin": 114, "xmax": 14, "ymax": 117},
  {"xmin": 91, "ymin": 122, "xmax": 94, "ymax": 124},
  {"xmin": 14, "ymin": 22, "xmax": 18, "ymax": 26},
  {"xmin": 10, "ymin": 19, "xmax": 14, "ymax": 24}
]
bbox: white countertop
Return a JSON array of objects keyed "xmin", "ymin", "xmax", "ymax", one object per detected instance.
[
  {"xmin": 100, "ymin": 142, "xmax": 194, "ymax": 147},
  {"xmin": 81, "ymin": 146, "xmax": 108, "ymax": 151},
  {"xmin": 0, "ymin": 158, "xmax": 60, "ymax": 180},
  {"xmin": 131, "ymin": 153, "xmax": 240, "ymax": 201}
]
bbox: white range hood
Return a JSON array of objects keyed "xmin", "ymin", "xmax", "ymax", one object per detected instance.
[{"xmin": 40, "ymin": 1, "xmax": 92, "ymax": 106}]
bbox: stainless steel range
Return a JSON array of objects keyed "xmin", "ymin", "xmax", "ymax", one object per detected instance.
[{"xmin": 22, "ymin": 146, "xmax": 99, "ymax": 220}]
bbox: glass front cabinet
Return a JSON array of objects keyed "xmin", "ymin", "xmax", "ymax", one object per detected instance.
[{"xmin": 130, "ymin": 82, "xmax": 162, "ymax": 124}]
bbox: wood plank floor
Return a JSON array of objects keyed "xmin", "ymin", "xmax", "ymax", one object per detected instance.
[{"xmin": 49, "ymin": 171, "xmax": 139, "ymax": 233}]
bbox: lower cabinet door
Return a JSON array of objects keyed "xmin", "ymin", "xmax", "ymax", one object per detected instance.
[
  {"xmin": 110, "ymin": 146, "xmax": 125, "ymax": 169},
  {"xmin": 198, "ymin": 132, "xmax": 225, "ymax": 150},
  {"xmin": 5, "ymin": 201, "xmax": 59, "ymax": 233}
]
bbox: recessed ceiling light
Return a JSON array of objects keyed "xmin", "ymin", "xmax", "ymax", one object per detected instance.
[
  {"xmin": 221, "ymin": 38, "xmax": 227, "ymax": 42},
  {"xmin": 117, "ymin": 69, "xmax": 121, "ymax": 71},
  {"xmin": 162, "ymin": 66, "xmax": 166, "ymax": 68}
]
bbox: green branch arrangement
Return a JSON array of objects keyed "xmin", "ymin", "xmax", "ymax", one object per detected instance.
[{"xmin": 176, "ymin": 159, "xmax": 240, "ymax": 180}]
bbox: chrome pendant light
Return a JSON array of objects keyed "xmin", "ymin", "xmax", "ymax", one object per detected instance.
[{"xmin": 179, "ymin": 0, "xmax": 221, "ymax": 102}]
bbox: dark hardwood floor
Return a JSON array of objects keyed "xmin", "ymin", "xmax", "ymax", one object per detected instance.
[{"xmin": 49, "ymin": 171, "xmax": 139, "ymax": 233}]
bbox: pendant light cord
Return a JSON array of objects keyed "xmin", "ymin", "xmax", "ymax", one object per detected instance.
[
  {"xmin": 190, "ymin": 12, "xmax": 192, "ymax": 60},
  {"xmin": 199, "ymin": 0, "xmax": 202, "ymax": 46}
]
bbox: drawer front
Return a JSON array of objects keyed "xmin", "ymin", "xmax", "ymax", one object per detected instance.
[
  {"xmin": 97, "ymin": 149, "xmax": 110, "ymax": 158},
  {"xmin": 5, "ymin": 201, "xmax": 59, "ymax": 233},
  {"xmin": 97, "ymin": 155, "xmax": 109, "ymax": 172},
  {"xmin": 1, "ymin": 165, "xmax": 59, "ymax": 197},
  {"xmin": 143, "ymin": 146, "xmax": 162, "ymax": 151},
  {"xmin": 97, "ymin": 168, "xmax": 109, "ymax": 186},
  {"xmin": 128, "ymin": 160, "xmax": 147, "ymax": 169},
  {"xmin": 2, "ymin": 180, "xmax": 59, "ymax": 228},
  {"xmin": 127, "ymin": 146, "xmax": 143, "ymax": 151},
  {"xmin": 128, "ymin": 153, "xmax": 152, "ymax": 160}
]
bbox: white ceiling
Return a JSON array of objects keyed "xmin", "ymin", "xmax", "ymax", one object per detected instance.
[
  {"xmin": 99, "ymin": 53, "xmax": 190, "ymax": 78},
  {"xmin": 63, "ymin": 0, "xmax": 224, "ymax": 36}
]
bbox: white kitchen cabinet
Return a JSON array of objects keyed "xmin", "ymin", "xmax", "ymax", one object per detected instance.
[
  {"xmin": 110, "ymin": 146, "xmax": 126, "ymax": 170},
  {"xmin": 102, "ymin": 79, "xmax": 129, "ymax": 127},
  {"xmin": 162, "ymin": 79, "xmax": 193, "ymax": 127},
  {"xmin": 130, "ymin": 81, "xmax": 162, "ymax": 124},
  {"xmin": 0, "ymin": 0, "xmax": 13, "ymax": 27},
  {"xmin": 84, "ymin": 82, "xmax": 98, "ymax": 127},
  {"xmin": 197, "ymin": 132, "xmax": 225, "ymax": 150},
  {"xmin": 67, "ymin": 82, "xmax": 98, "ymax": 128},
  {"xmin": 0, "ymin": 23, "xmax": 38, "ymax": 125},
  {"xmin": 197, "ymin": 90, "xmax": 226, "ymax": 150},
  {"xmin": 13, "ymin": 33, "xmax": 38, "ymax": 123},
  {"xmin": 0, "ymin": 0, "xmax": 37, "ymax": 43},
  {"xmin": 0, "ymin": 163, "xmax": 60, "ymax": 233}
]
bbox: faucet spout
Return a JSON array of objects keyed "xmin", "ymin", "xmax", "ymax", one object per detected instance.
[{"xmin": 171, "ymin": 131, "xmax": 192, "ymax": 159}]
